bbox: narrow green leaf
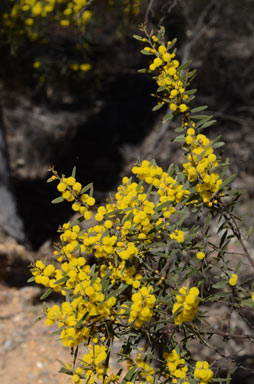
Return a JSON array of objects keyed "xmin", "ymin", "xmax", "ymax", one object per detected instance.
[
  {"xmin": 219, "ymin": 174, "xmax": 236, "ymax": 190},
  {"xmin": 138, "ymin": 68, "xmax": 149, "ymax": 73},
  {"xmin": 158, "ymin": 26, "xmax": 166, "ymax": 40},
  {"xmin": 51, "ymin": 196, "xmax": 64, "ymax": 204},
  {"xmin": 213, "ymin": 141, "xmax": 225, "ymax": 149},
  {"xmin": 175, "ymin": 126, "xmax": 185, "ymax": 132},
  {"xmin": 27, "ymin": 276, "xmax": 35, "ymax": 283},
  {"xmin": 157, "ymin": 85, "xmax": 167, "ymax": 92},
  {"xmin": 152, "ymin": 103, "xmax": 164, "ymax": 111},
  {"xmin": 184, "ymin": 89, "xmax": 197, "ymax": 95},
  {"xmin": 133, "ymin": 34, "xmax": 143, "ymax": 41},
  {"xmin": 173, "ymin": 134, "xmax": 185, "ymax": 143},
  {"xmin": 40, "ymin": 288, "xmax": 53, "ymax": 300},
  {"xmin": 190, "ymin": 105, "xmax": 208, "ymax": 113},
  {"xmin": 71, "ymin": 166, "xmax": 76, "ymax": 178},
  {"xmin": 80, "ymin": 182, "xmax": 93, "ymax": 194},
  {"xmin": 59, "ymin": 367, "xmax": 72, "ymax": 375},
  {"xmin": 167, "ymin": 37, "xmax": 177, "ymax": 50},
  {"xmin": 212, "ymin": 281, "xmax": 227, "ymax": 289},
  {"xmin": 199, "ymin": 120, "xmax": 216, "ymax": 129},
  {"xmin": 140, "ymin": 49, "xmax": 154, "ymax": 55},
  {"xmin": 54, "ymin": 276, "xmax": 68, "ymax": 285},
  {"xmin": 122, "ymin": 367, "xmax": 137, "ymax": 384},
  {"xmin": 219, "ymin": 230, "xmax": 228, "ymax": 248},
  {"xmin": 178, "ymin": 60, "xmax": 192, "ymax": 71},
  {"xmin": 163, "ymin": 112, "xmax": 174, "ymax": 122},
  {"xmin": 240, "ymin": 300, "xmax": 254, "ymax": 308},
  {"xmin": 108, "ymin": 283, "xmax": 127, "ymax": 299},
  {"xmin": 75, "ymin": 312, "xmax": 89, "ymax": 328}
]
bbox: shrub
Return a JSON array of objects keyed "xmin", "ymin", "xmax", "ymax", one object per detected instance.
[{"xmin": 29, "ymin": 25, "xmax": 254, "ymax": 384}]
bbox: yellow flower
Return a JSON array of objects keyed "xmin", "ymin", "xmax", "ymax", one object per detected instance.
[
  {"xmin": 33, "ymin": 61, "xmax": 40, "ymax": 69},
  {"xmin": 80, "ymin": 63, "xmax": 92, "ymax": 72},
  {"xmin": 229, "ymin": 273, "xmax": 238, "ymax": 286},
  {"xmin": 179, "ymin": 104, "xmax": 188, "ymax": 112},
  {"xmin": 60, "ymin": 19, "xmax": 70, "ymax": 27},
  {"xmin": 196, "ymin": 251, "xmax": 205, "ymax": 260},
  {"xmin": 25, "ymin": 18, "xmax": 34, "ymax": 26}
]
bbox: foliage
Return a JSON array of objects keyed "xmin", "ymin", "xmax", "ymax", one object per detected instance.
[
  {"xmin": 0, "ymin": 0, "xmax": 144, "ymax": 87},
  {"xmin": 29, "ymin": 26, "xmax": 254, "ymax": 384}
]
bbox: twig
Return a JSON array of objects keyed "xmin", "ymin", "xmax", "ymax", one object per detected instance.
[
  {"xmin": 145, "ymin": 0, "xmax": 155, "ymax": 24},
  {"xmin": 159, "ymin": 0, "xmax": 179, "ymax": 27},
  {"xmin": 223, "ymin": 211, "xmax": 254, "ymax": 271},
  {"xmin": 180, "ymin": 0, "xmax": 218, "ymax": 62}
]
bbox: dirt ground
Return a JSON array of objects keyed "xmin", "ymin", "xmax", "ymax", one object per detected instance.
[{"xmin": 0, "ymin": 284, "xmax": 72, "ymax": 384}]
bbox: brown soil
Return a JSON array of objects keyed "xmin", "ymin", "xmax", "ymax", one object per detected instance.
[{"xmin": 0, "ymin": 284, "xmax": 71, "ymax": 384}]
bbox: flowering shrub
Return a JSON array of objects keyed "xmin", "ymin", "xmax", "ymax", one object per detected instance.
[
  {"xmin": 0, "ymin": 0, "xmax": 143, "ymax": 80},
  {"xmin": 29, "ymin": 26, "xmax": 254, "ymax": 384}
]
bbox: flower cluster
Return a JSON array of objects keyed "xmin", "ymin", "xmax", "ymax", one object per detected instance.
[
  {"xmin": 183, "ymin": 128, "xmax": 223, "ymax": 205},
  {"xmin": 163, "ymin": 349, "xmax": 189, "ymax": 381},
  {"xmin": 172, "ymin": 286, "xmax": 200, "ymax": 325},
  {"xmin": 2, "ymin": 0, "xmax": 92, "ymax": 34},
  {"xmin": 194, "ymin": 361, "xmax": 213, "ymax": 384},
  {"xmin": 134, "ymin": 352, "xmax": 155, "ymax": 384},
  {"xmin": 141, "ymin": 33, "xmax": 189, "ymax": 113},
  {"xmin": 128, "ymin": 286, "xmax": 156, "ymax": 328},
  {"xmin": 228, "ymin": 273, "xmax": 238, "ymax": 286}
]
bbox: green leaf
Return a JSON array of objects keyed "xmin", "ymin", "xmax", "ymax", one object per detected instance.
[
  {"xmin": 184, "ymin": 89, "xmax": 197, "ymax": 95},
  {"xmin": 157, "ymin": 85, "xmax": 167, "ymax": 92},
  {"xmin": 108, "ymin": 283, "xmax": 127, "ymax": 299},
  {"xmin": 163, "ymin": 112, "xmax": 174, "ymax": 122},
  {"xmin": 40, "ymin": 288, "xmax": 53, "ymax": 300},
  {"xmin": 173, "ymin": 134, "xmax": 185, "ymax": 143},
  {"xmin": 152, "ymin": 103, "xmax": 164, "ymax": 111},
  {"xmin": 219, "ymin": 174, "xmax": 236, "ymax": 190},
  {"xmin": 175, "ymin": 126, "xmax": 185, "ymax": 132},
  {"xmin": 80, "ymin": 182, "xmax": 93, "ymax": 194},
  {"xmin": 54, "ymin": 276, "xmax": 68, "ymax": 285},
  {"xmin": 140, "ymin": 49, "xmax": 154, "ymax": 55},
  {"xmin": 178, "ymin": 60, "xmax": 192, "ymax": 71},
  {"xmin": 122, "ymin": 367, "xmax": 137, "ymax": 384},
  {"xmin": 213, "ymin": 141, "xmax": 225, "ymax": 149},
  {"xmin": 46, "ymin": 177, "xmax": 54, "ymax": 183},
  {"xmin": 219, "ymin": 230, "xmax": 228, "ymax": 248},
  {"xmin": 133, "ymin": 34, "xmax": 143, "ymax": 41},
  {"xmin": 71, "ymin": 166, "xmax": 76, "ymax": 178},
  {"xmin": 70, "ymin": 215, "xmax": 84, "ymax": 227},
  {"xmin": 199, "ymin": 120, "xmax": 216, "ymax": 129},
  {"xmin": 27, "ymin": 276, "xmax": 35, "ymax": 283},
  {"xmin": 167, "ymin": 163, "xmax": 174, "ymax": 176},
  {"xmin": 167, "ymin": 37, "xmax": 177, "ymax": 50},
  {"xmin": 240, "ymin": 300, "xmax": 254, "ymax": 308},
  {"xmin": 190, "ymin": 105, "xmax": 208, "ymax": 113},
  {"xmin": 51, "ymin": 196, "xmax": 64, "ymax": 204},
  {"xmin": 204, "ymin": 213, "xmax": 212, "ymax": 230},
  {"xmin": 75, "ymin": 312, "xmax": 89, "ymax": 328},
  {"xmin": 158, "ymin": 26, "xmax": 166, "ymax": 41},
  {"xmin": 212, "ymin": 281, "xmax": 227, "ymax": 289},
  {"xmin": 138, "ymin": 68, "xmax": 149, "ymax": 73},
  {"xmin": 59, "ymin": 367, "xmax": 73, "ymax": 375}
]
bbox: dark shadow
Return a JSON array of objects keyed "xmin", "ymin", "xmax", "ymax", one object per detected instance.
[
  {"xmin": 0, "ymin": 253, "xmax": 31, "ymax": 287},
  {"xmin": 13, "ymin": 74, "xmax": 157, "ymax": 249}
]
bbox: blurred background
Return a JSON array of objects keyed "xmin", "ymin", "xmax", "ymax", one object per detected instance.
[{"xmin": 0, "ymin": 0, "xmax": 253, "ymax": 383}]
